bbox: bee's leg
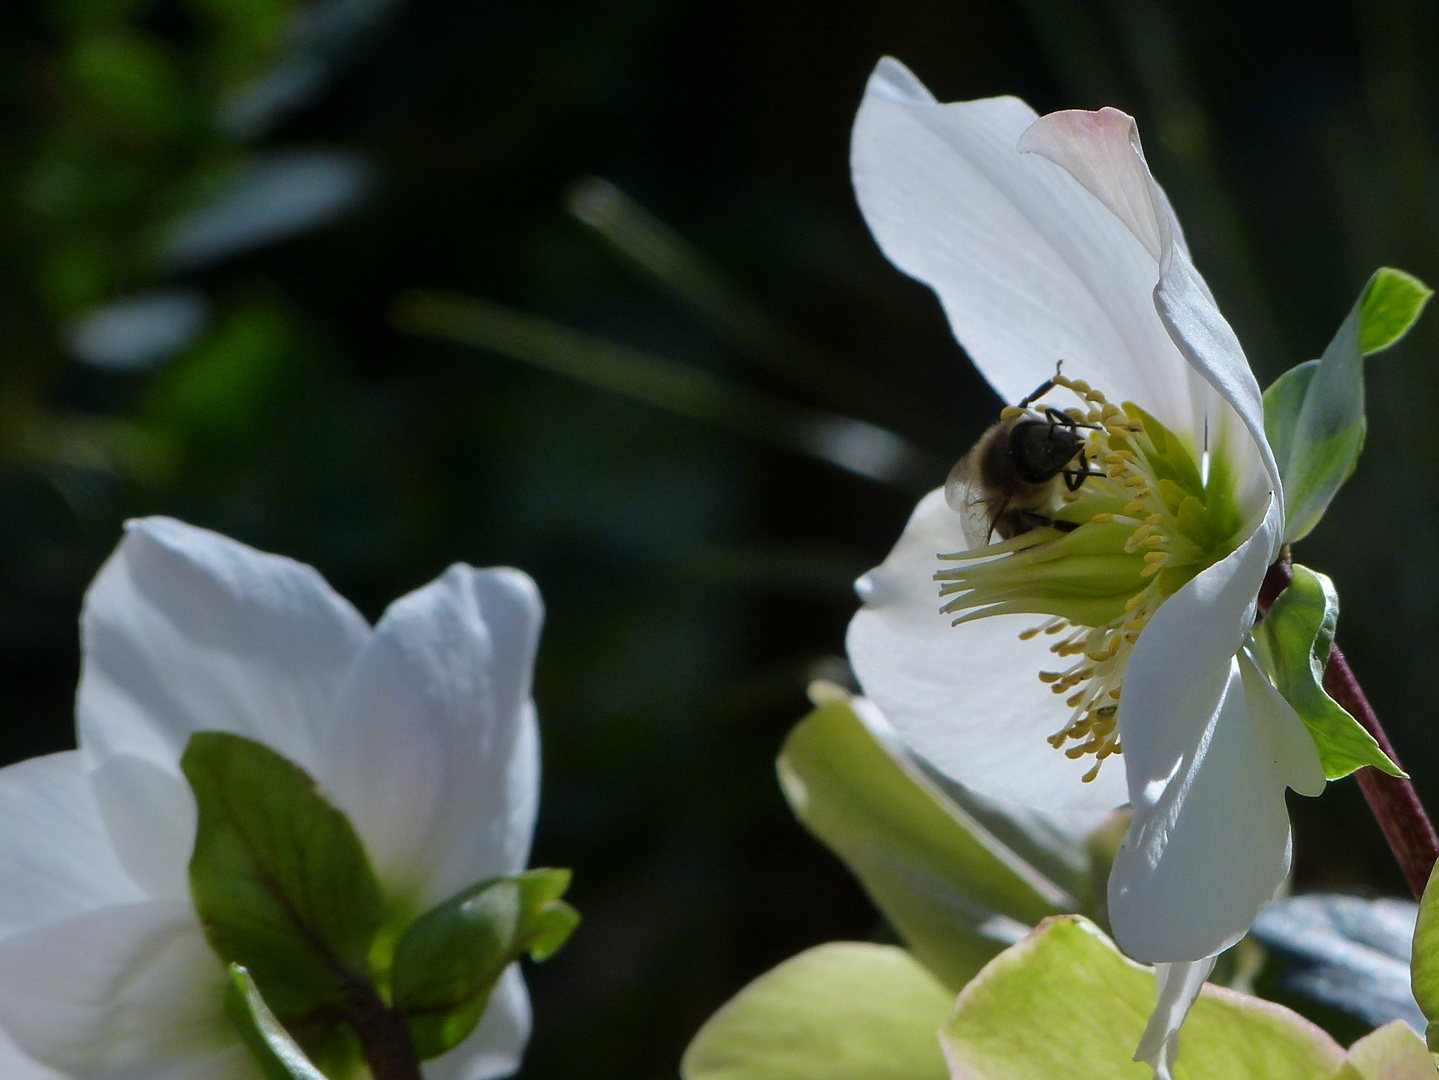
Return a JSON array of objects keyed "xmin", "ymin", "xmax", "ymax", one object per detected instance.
[
  {"xmin": 1060, "ymin": 445, "xmax": 1102, "ymax": 492},
  {"xmin": 1043, "ymin": 407, "xmax": 1098, "ymax": 431},
  {"xmin": 1017, "ymin": 378, "xmax": 1057, "ymax": 410},
  {"xmin": 1013, "ymin": 510, "xmax": 1077, "ymax": 534},
  {"xmin": 1062, "ymin": 466, "xmax": 1101, "ymax": 491}
]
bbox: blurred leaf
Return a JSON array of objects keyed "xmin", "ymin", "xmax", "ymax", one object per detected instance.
[
  {"xmin": 777, "ymin": 699, "xmax": 1073, "ymax": 990},
  {"xmin": 69, "ymin": 33, "xmax": 191, "ymax": 138},
  {"xmin": 158, "ymin": 150, "xmax": 373, "ymax": 269},
  {"xmin": 1250, "ymin": 894, "xmax": 1423, "ymax": 1032},
  {"xmin": 392, "ymin": 869, "xmax": 579, "ymax": 1059},
  {"xmin": 1339, "ymin": 1021, "xmax": 1437, "ymax": 1080},
  {"xmin": 391, "ymin": 291, "xmax": 940, "ymax": 491},
  {"xmin": 1251, "ymin": 564, "xmax": 1401, "ymax": 779},
  {"xmin": 66, "ymin": 288, "xmax": 211, "ymax": 371},
  {"xmin": 183, "ymin": 732, "xmax": 383, "ymax": 1016},
  {"xmin": 1264, "ymin": 267, "xmax": 1431, "ymax": 544},
  {"xmin": 145, "ymin": 298, "xmax": 291, "ymax": 438},
  {"xmin": 943, "ymin": 916, "xmax": 1346, "ymax": 1079},
  {"xmin": 680, "ymin": 943, "xmax": 952, "ymax": 1080},
  {"xmin": 224, "ymin": 964, "xmax": 328, "ymax": 1080}
]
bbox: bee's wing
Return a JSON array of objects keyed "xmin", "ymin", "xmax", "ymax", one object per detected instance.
[{"xmin": 944, "ymin": 450, "xmax": 999, "ymax": 550}]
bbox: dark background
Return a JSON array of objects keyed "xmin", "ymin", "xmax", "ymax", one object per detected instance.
[{"xmin": 2, "ymin": 0, "xmax": 1435, "ymax": 1076}]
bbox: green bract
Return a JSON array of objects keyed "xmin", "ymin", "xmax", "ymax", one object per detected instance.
[
  {"xmin": 1251, "ymin": 565, "xmax": 1401, "ymax": 780},
  {"xmin": 1411, "ymin": 861, "xmax": 1439, "ymax": 1054},
  {"xmin": 183, "ymin": 731, "xmax": 385, "ymax": 1018},
  {"xmin": 392, "ymin": 869, "xmax": 580, "ymax": 1058},
  {"xmin": 183, "ymin": 730, "xmax": 578, "ymax": 1071},
  {"xmin": 1338, "ymin": 1021, "xmax": 1438, "ymax": 1079},
  {"xmin": 943, "ymin": 916, "xmax": 1345, "ymax": 1080},
  {"xmin": 680, "ymin": 942, "xmax": 953, "ymax": 1080},
  {"xmin": 223, "ymin": 965, "xmax": 328, "ymax": 1080},
  {"xmin": 1264, "ymin": 267, "xmax": 1431, "ymax": 545},
  {"xmin": 776, "ymin": 698, "xmax": 1078, "ymax": 989}
]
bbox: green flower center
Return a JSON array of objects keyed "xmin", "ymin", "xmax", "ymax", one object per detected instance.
[{"xmin": 935, "ymin": 374, "xmax": 1244, "ymax": 782}]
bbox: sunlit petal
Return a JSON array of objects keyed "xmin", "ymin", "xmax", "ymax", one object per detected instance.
[
  {"xmin": 318, "ymin": 565, "xmax": 544, "ymax": 909},
  {"xmin": 77, "ymin": 517, "xmax": 369, "ymax": 776}
]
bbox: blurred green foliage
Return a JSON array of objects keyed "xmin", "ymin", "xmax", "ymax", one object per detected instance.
[{"xmin": 3, "ymin": 1, "xmax": 1439, "ymax": 1079}]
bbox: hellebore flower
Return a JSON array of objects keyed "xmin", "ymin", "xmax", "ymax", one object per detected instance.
[
  {"xmin": 844, "ymin": 58, "xmax": 1325, "ymax": 1074},
  {"xmin": 0, "ymin": 518, "xmax": 541, "ymax": 1080}
]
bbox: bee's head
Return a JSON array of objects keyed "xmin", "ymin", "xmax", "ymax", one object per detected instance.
[{"xmin": 1008, "ymin": 417, "xmax": 1084, "ymax": 483}]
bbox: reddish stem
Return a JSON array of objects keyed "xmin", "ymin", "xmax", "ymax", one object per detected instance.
[{"xmin": 1259, "ymin": 555, "xmax": 1439, "ymax": 899}]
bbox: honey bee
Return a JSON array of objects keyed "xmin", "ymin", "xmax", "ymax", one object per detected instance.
[{"xmin": 946, "ymin": 371, "xmax": 1097, "ymax": 545}]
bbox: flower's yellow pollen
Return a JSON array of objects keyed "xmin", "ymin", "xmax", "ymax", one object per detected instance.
[
  {"xmin": 999, "ymin": 405, "xmax": 1026, "ymax": 420},
  {"xmin": 939, "ymin": 371, "xmax": 1232, "ymax": 786}
]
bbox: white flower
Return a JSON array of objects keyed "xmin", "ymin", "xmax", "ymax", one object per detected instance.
[
  {"xmin": 0, "ymin": 517, "xmax": 542, "ymax": 1080},
  {"xmin": 844, "ymin": 59, "xmax": 1325, "ymax": 1073}
]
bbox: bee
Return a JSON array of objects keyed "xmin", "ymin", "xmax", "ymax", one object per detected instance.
[{"xmin": 946, "ymin": 371, "xmax": 1097, "ymax": 546}]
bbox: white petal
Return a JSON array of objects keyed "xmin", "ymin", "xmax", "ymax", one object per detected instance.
[
  {"xmin": 88, "ymin": 755, "xmax": 196, "ymax": 900},
  {"xmin": 0, "ymin": 752, "xmax": 144, "ymax": 938},
  {"xmin": 0, "ymin": 899, "xmax": 257, "ymax": 1080},
  {"xmin": 1019, "ymin": 107, "xmax": 1280, "ymax": 543},
  {"xmin": 77, "ymin": 517, "xmax": 370, "ymax": 777},
  {"xmin": 851, "ymin": 58, "xmax": 1209, "ymax": 440},
  {"xmin": 422, "ymin": 965, "xmax": 531, "ymax": 1080},
  {"xmin": 0, "ymin": 1028, "xmax": 66, "ymax": 1080},
  {"xmin": 846, "ymin": 488, "xmax": 1128, "ymax": 811},
  {"xmin": 1134, "ymin": 957, "xmax": 1217, "ymax": 1080},
  {"xmin": 317, "ymin": 566, "xmax": 543, "ymax": 908},
  {"xmin": 1110, "ymin": 510, "xmax": 1300, "ymax": 961}
]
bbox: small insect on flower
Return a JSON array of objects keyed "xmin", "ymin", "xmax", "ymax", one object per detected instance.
[{"xmin": 945, "ymin": 363, "xmax": 1100, "ymax": 543}]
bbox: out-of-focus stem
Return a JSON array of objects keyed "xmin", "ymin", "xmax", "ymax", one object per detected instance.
[{"xmin": 1259, "ymin": 555, "xmax": 1439, "ymax": 899}]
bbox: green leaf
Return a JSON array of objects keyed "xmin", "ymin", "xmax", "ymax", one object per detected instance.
[
  {"xmin": 1358, "ymin": 267, "xmax": 1433, "ymax": 355},
  {"xmin": 1411, "ymin": 861, "xmax": 1439, "ymax": 1055},
  {"xmin": 392, "ymin": 868, "xmax": 579, "ymax": 1059},
  {"xmin": 680, "ymin": 942, "xmax": 953, "ymax": 1080},
  {"xmin": 1251, "ymin": 564, "xmax": 1402, "ymax": 779},
  {"xmin": 777, "ymin": 700, "xmax": 1073, "ymax": 991},
  {"xmin": 942, "ymin": 916, "xmax": 1346, "ymax": 1079},
  {"xmin": 1264, "ymin": 267, "xmax": 1431, "ymax": 544},
  {"xmin": 182, "ymin": 732, "xmax": 384, "ymax": 1016},
  {"xmin": 224, "ymin": 964, "xmax": 328, "ymax": 1080},
  {"xmin": 1338, "ymin": 1021, "xmax": 1438, "ymax": 1079}
]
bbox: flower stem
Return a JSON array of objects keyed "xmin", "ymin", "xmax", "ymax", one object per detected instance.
[
  {"xmin": 1259, "ymin": 556, "xmax": 1439, "ymax": 899},
  {"xmin": 342, "ymin": 977, "xmax": 423, "ymax": 1080}
]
